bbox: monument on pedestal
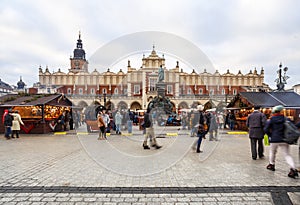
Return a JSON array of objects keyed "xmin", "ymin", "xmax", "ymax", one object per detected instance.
[{"xmin": 147, "ymin": 65, "xmax": 173, "ymax": 115}]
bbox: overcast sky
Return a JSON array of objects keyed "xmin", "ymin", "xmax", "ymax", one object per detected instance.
[{"xmin": 1, "ymin": 0, "xmax": 300, "ymax": 89}]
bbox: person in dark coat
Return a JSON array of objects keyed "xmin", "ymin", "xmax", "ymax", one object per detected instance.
[
  {"xmin": 4, "ymin": 110, "xmax": 13, "ymax": 139},
  {"xmin": 192, "ymin": 105, "xmax": 207, "ymax": 153},
  {"xmin": 264, "ymin": 105, "xmax": 298, "ymax": 178},
  {"xmin": 246, "ymin": 106, "xmax": 267, "ymax": 160}
]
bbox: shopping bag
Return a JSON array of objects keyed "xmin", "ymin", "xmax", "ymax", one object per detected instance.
[{"xmin": 264, "ymin": 134, "xmax": 269, "ymax": 146}]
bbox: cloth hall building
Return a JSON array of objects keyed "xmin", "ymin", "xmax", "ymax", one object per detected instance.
[{"xmin": 37, "ymin": 34, "xmax": 270, "ymax": 111}]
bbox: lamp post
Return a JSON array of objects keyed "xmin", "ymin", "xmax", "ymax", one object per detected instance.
[
  {"xmin": 103, "ymin": 92, "xmax": 107, "ymax": 109},
  {"xmin": 275, "ymin": 62, "xmax": 289, "ymax": 91}
]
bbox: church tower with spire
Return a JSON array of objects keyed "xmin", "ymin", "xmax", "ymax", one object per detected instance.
[{"xmin": 69, "ymin": 32, "xmax": 88, "ymax": 73}]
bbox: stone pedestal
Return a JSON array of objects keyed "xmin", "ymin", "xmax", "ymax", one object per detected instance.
[{"xmin": 156, "ymin": 82, "xmax": 166, "ymax": 97}]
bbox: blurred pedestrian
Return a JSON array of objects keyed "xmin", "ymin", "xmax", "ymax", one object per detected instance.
[
  {"xmin": 217, "ymin": 113, "xmax": 224, "ymax": 129},
  {"xmin": 228, "ymin": 110, "xmax": 236, "ymax": 130},
  {"xmin": 191, "ymin": 105, "xmax": 207, "ymax": 153},
  {"xmin": 11, "ymin": 110, "xmax": 24, "ymax": 138},
  {"xmin": 97, "ymin": 111, "xmax": 106, "ymax": 140},
  {"xmin": 2, "ymin": 109, "xmax": 9, "ymax": 138},
  {"xmin": 246, "ymin": 106, "xmax": 267, "ymax": 160},
  {"xmin": 264, "ymin": 105, "xmax": 298, "ymax": 178},
  {"xmin": 114, "ymin": 111, "xmax": 123, "ymax": 135},
  {"xmin": 142, "ymin": 107, "xmax": 162, "ymax": 150},
  {"xmin": 4, "ymin": 110, "xmax": 13, "ymax": 139},
  {"xmin": 207, "ymin": 111, "xmax": 218, "ymax": 141}
]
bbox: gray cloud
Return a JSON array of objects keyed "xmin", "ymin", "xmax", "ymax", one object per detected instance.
[{"xmin": 1, "ymin": 0, "xmax": 299, "ymax": 89}]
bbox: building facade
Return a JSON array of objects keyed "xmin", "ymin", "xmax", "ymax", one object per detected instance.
[
  {"xmin": 0, "ymin": 79, "xmax": 13, "ymax": 96},
  {"xmin": 38, "ymin": 34, "xmax": 270, "ymax": 111}
]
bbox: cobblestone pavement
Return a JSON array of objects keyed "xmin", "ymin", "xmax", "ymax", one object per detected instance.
[{"xmin": 0, "ymin": 124, "xmax": 299, "ymax": 204}]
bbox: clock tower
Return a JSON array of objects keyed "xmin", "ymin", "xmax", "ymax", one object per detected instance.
[{"xmin": 69, "ymin": 32, "xmax": 88, "ymax": 73}]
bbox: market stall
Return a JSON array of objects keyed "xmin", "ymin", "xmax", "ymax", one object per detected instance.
[
  {"xmin": 226, "ymin": 91, "xmax": 300, "ymax": 131},
  {"xmin": 0, "ymin": 94, "xmax": 73, "ymax": 134}
]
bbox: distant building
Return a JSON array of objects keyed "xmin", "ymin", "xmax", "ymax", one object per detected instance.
[
  {"xmin": 293, "ymin": 84, "xmax": 300, "ymax": 95},
  {"xmin": 38, "ymin": 33, "xmax": 270, "ymax": 111},
  {"xmin": 0, "ymin": 79, "xmax": 13, "ymax": 96}
]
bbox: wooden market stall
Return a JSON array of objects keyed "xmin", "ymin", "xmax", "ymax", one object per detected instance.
[
  {"xmin": 0, "ymin": 94, "xmax": 73, "ymax": 134},
  {"xmin": 226, "ymin": 91, "xmax": 300, "ymax": 131}
]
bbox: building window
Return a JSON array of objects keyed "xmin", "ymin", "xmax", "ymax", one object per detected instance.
[
  {"xmin": 114, "ymin": 88, "xmax": 118, "ymax": 94},
  {"xmin": 233, "ymin": 89, "xmax": 237, "ymax": 95},
  {"xmin": 124, "ymin": 89, "xmax": 127, "ymax": 95},
  {"xmin": 79, "ymin": 88, "xmax": 83, "ymax": 95},
  {"xmin": 210, "ymin": 89, "xmax": 214, "ymax": 95},
  {"xmin": 67, "ymin": 88, "xmax": 71, "ymax": 94},
  {"xmin": 199, "ymin": 88, "xmax": 203, "ymax": 95},
  {"xmin": 134, "ymin": 85, "xmax": 140, "ymax": 94},
  {"xmin": 102, "ymin": 88, "xmax": 106, "ymax": 94},
  {"xmin": 90, "ymin": 88, "xmax": 95, "ymax": 95},
  {"xmin": 222, "ymin": 88, "xmax": 225, "ymax": 95},
  {"xmin": 149, "ymin": 78, "xmax": 156, "ymax": 91},
  {"xmin": 167, "ymin": 85, "xmax": 173, "ymax": 94},
  {"xmin": 187, "ymin": 88, "xmax": 192, "ymax": 95},
  {"xmin": 47, "ymin": 88, "xmax": 51, "ymax": 93}
]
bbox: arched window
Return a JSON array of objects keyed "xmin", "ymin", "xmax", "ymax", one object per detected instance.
[
  {"xmin": 79, "ymin": 88, "xmax": 83, "ymax": 95},
  {"xmin": 233, "ymin": 89, "xmax": 237, "ymax": 95},
  {"xmin": 114, "ymin": 88, "xmax": 118, "ymax": 94},
  {"xmin": 67, "ymin": 88, "xmax": 72, "ymax": 94},
  {"xmin": 222, "ymin": 88, "xmax": 225, "ymax": 95},
  {"xmin": 90, "ymin": 88, "xmax": 95, "ymax": 95},
  {"xmin": 103, "ymin": 88, "xmax": 106, "ymax": 94},
  {"xmin": 199, "ymin": 88, "xmax": 203, "ymax": 95}
]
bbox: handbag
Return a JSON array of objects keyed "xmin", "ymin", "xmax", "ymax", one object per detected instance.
[
  {"xmin": 283, "ymin": 119, "xmax": 300, "ymax": 145},
  {"xmin": 264, "ymin": 134, "xmax": 269, "ymax": 146}
]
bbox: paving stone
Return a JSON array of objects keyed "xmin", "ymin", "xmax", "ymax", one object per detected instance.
[{"xmin": 0, "ymin": 130, "xmax": 299, "ymax": 204}]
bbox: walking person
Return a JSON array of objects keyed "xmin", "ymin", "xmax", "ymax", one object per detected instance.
[
  {"xmin": 217, "ymin": 113, "xmax": 224, "ymax": 129},
  {"xmin": 102, "ymin": 110, "xmax": 110, "ymax": 139},
  {"xmin": 246, "ymin": 106, "xmax": 267, "ymax": 160},
  {"xmin": 11, "ymin": 110, "xmax": 24, "ymax": 138},
  {"xmin": 189, "ymin": 111, "xmax": 198, "ymax": 137},
  {"xmin": 264, "ymin": 105, "xmax": 298, "ymax": 178},
  {"xmin": 97, "ymin": 111, "xmax": 106, "ymax": 140},
  {"xmin": 2, "ymin": 109, "xmax": 9, "ymax": 138},
  {"xmin": 4, "ymin": 110, "xmax": 13, "ymax": 140},
  {"xmin": 208, "ymin": 111, "xmax": 218, "ymax": 141},
  {"xmin": 192, "ymin": 105, "xmax": 207, "ymax": 153},
  {"xmin": 142, "ymin": 107, "xmax": 162, "ymax": 150},
  {"xmin": 114, "ymin": 111, "xmax": 123, "ymax": 135},
  {"xmin": 228, "ymin": 110, "xmax": 236, "ymax": 130}
]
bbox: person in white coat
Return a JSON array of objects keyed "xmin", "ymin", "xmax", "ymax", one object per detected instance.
[{"xmin": 11, "ymin": 110, "xmax": 24, "ymax": 138}]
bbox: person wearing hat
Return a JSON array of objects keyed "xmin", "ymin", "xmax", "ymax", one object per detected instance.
[
  {"xmin": 246, "ymin": 106, "xmax": 267, "ymax": 160},
  {"xmin": 2, "ymin": 109, "xmax": 9, "ymax": 138},
  {"xmin": 4, "ymin": 110, "xmax": 13, "ymax": 139},
  {"xmin": 264, "ymin": 105, "xmax": 298, "ymax": 178}
]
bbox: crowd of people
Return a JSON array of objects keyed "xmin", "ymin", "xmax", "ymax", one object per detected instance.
[{"xmin": 2, "ymin": 103, "xmax": 299, "ymax": 179}]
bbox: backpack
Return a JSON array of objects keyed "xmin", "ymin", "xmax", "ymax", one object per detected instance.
[
  {"xmin": 143, "ymin": 113, "xmax": 152, "ymax": 128},
  {"xmin": 283, "ymin": 119, "xmax": 300, "ymax": 144}
]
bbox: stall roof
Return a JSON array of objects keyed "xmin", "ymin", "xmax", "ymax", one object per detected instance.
[
  {"xmin": 239, "ymin": 92, "xmax": 300, "ymax": 108},
  {"xmin": 0, "ymin": 94, "xmax": 73, "ymax": 107}
]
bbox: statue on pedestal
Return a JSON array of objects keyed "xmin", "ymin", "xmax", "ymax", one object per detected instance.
[{"xmin": 158, "ymin": 65, "xmax": 164, "ymax": 82}]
